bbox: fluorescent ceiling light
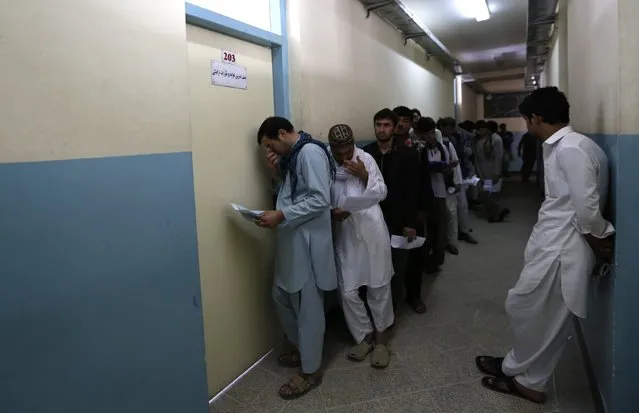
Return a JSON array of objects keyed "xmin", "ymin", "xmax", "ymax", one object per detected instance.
[{"xmin": 473, "ymin": 0, "xmax": 490, "ymax": 22}]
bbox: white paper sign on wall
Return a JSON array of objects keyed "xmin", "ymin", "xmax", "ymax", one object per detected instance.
[
  {"xmin": 211, "ymin": 60, "xmax": 248, "ymax": 90},
  {"xmin": 222, "ymin": 49, "xmax": 237, "ymax": 64}
]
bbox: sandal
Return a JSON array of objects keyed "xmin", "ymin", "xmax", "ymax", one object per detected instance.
[
  {"xmin": 278, "ymin": 373, "xmax": 322, "ymax": 400},
  {"xmin": 370, "ymin": 344, "xmax": 391, "ymax": 369},
  {"xmin": 347, "ymin": 341, "xmax": 374, "ymax": 362},
  {"xmin": 481, "ymin": 376, "xmax": 546, "ymax": 404},
  {"xmin": 407, "ymin": 298, "xmax": 427, "ymax": 314},
  {"xmin": 475, "ymin": 356, "xmax": 508, "ymax": 378},
  {"xmin": 278, "ymin": 350, "xmax": 301, "ymax": 368}
]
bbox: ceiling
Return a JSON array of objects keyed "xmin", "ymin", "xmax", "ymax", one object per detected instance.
[{"xmin": 399, "ymin": 0, "xmax": 530, "ymax": 92}]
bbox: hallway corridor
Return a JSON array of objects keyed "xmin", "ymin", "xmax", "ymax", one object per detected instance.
[{"xmin": 210, "ymin": 181, "xmax": 598, "ymax": 413}]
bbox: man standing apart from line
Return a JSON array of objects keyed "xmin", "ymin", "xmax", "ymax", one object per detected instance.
[
  {"xmin": 327, "ymin": 124, "xmax": 395, "ymax": 369},
  {"xmin": 256, "ymin": 116, "xmax": 337, "ymax": 400},
  {"xmin": 474, "ymin": 120, "xmax": 510, "ymax": 223},
  {"xmin": 475, "ymin": 87, "xmax": 615, "ymax": 404},
  {"xmin": 363, "ymin": 109, "xmax": 421, "ymax": 313}
]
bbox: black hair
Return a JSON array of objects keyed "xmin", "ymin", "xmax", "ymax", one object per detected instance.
[
  {"xmin": 499, "ymin": 123, "xmax": 506, "ymax": 128},
  {"xmin": 475, "ymin": 120, "xmax": 487, "ymax": 129},
  {"xmin": 414, "ymin": 117, "xmax": 437, "ymax": 133},
  {"xmin": 487, "ymin": 121, "xmax": 499, "ymax": 133},
  {"xmin": 411, "ymin": 108, "xmax": 421, "ymax": 117},
  {"xmin": 440, "ymin": 117, "xmax": 456, "ymax": 129},
  {"xmin": 373, "ymin": 108, "xmax": 398, "ymax": 126},
  {"xmin": 393, "ymin": 106, "xmax": 413, "ymax": 119},
  {"xmin": 257, "ymin": 116, "xmax": 294, "ymax": 144},
  {"xmin": 518, "ymin": 86, "xmax": 570, "ymax": 124}
]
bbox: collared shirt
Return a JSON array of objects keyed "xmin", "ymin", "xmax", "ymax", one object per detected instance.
[
  {"xmin": 539, "ymin": 126, "xmax": 614, "ymax": 240},
  {"xmin": 426, "ymin": 146, "xmax": 448, "ymax": 198}
]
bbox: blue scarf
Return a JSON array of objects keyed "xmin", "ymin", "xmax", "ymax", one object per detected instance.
[{"xmin": 279, "ymin": 131, "xmax": 336, "ymax": 203}]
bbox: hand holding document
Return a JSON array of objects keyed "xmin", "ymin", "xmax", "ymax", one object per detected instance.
[
  {"xmin": 390, "ymin": 235, "xmax": 426, "ymax": 250},
  {"xmin": 463, "ymin": 175, "xmax": 481, "ymax": 186},
  {"xmin": 483, "ymin": 179, "xmax": 493, "ymax": 192},
  {"xmin": 341, "ymin": 195, "xmax": 380, "ymax": 212},
  {"xmin": 230, "ymin": 203, "xmax": 264, "ymax": 222}
]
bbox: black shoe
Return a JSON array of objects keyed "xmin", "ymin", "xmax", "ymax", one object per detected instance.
[
  {"xmin": 498, "ymin": 208, "xmax": 511, "ymax": 222},
  {"xmin": 446, "ymin": 244, "xmax": 459, "ymax": 255},
  {"xmin": 458, "ymin": 232, "xmax": 478, "ymax": 244}
]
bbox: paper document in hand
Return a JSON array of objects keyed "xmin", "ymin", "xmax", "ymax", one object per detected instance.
[
  {"xmin": 390, "ymin": 235, "xmax": 426, "ymax": 250},
  {"xmin": 230, "ymin": 203, "xmax": 264, "ymax": 221},
  {"xmin": 341, "ymin": 195, "xmax": 380, "ymax": 212},
  {"xmin": 483, "ymin": 179, "xmax": 493, "ymax": 192},
  {"xmin": 463, "ymin": 176, "xmax": 481, "ymax": 186},
  {"xmin": 491, "ymin": 179, "xmax": 502, "ymax": 193}
]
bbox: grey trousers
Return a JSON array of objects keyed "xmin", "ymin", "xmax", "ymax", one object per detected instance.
[{"xmin": 272, "ymin": 278, "xmax": 326, "ymax": 374}]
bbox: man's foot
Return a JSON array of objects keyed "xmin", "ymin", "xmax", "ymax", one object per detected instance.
[
  {"xmin": 370, "ymin": 344, "xmax": 391, "ymax": 369},
  {"xmin": 425, "ymin": 266, "xmax": 441, "ymax": 275},
  {"xmin": 278, "ymin": 373, "xmax": 322, "ymax": 400},
  {"xmin": 407, "ymin": 298, "xmax": 427, "ymax": 313},
  {"xmin": 347, "ymin": 340, "xmax": 374, "ymax": 362},
  {"xmin": 278, "ymin": 350, "xmax": 301, "ymax": 368},
  {"xmin": 459, "ymin": 232, "xmax": 478, "ymax": 244},
  {"xmin": 446, "ymin": 244, "xmax": 459, "ymax": 255},
  {"xmin": 481, "ymin": 376, "xmax": 546, "ymax": 404},
  {"xmin": 475, "ymin": 356, "xmax": 508, "ymax": 378},
  {"xmin": 497, "ymin": 208, "xmax": 511, "ymax": 222}
]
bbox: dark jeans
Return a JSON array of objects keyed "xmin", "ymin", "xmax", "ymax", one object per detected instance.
[
  {"xmin": 390, "ymin": 247, "xmax": 409, "ymax": 305},
  {"xmin": 521, "ymin": 155, "xmax": 536, "ymax": 182},
  {"xmin": 425, "ymin": 197, "xmax": 448, "ymax": 271},
  {"xmin": 405, "ymin": 225, "xmax": 426, "ymax": 301}
]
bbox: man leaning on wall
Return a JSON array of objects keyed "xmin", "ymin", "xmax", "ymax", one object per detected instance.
[
  {"xmin": 475, "ymin": 87, "xmax": 615, "ymax": 404},
  {"xmin": 255, "ymin": 117, "xmax": 338, "ymax": 399}
]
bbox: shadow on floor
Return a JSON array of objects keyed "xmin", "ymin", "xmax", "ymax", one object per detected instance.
[{"xmin": 210, "ymin": 179, "xmax": 597, "ymax": 413}]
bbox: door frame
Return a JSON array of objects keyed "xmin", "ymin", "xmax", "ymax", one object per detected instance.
[{"xmin": 185, "ymin": 1, "xmax": 290, "ymax": 119}]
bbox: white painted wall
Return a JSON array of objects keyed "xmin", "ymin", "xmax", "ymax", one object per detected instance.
[
  {"xmin": 460, "ymin": 84, "xmax": 478, "ymax": 121},
  {"xmin": 0, "ymin": 0, "xmax": 192, "ymax": 163},
  {"xmin": 287, "ymin": 0, "xmax": 455, "ymax": 140}
]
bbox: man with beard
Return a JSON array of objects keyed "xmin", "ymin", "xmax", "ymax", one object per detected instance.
[{"xmin": 363, "ymin": 109, "xmax": 422, "ymax": 312}]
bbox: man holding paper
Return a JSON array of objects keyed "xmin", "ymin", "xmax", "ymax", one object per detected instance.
[
  {"xmin": 473, "ymin": 120, "xmax": 510, "ymax": 223},
  {"xmin": 362, "ymin": 109, "xmax": 421, "ymax": 313},
  {"xmin": 327, "ymin": 124, "xmax": 395, "ymax": 369},
  {"xmin": 256, "ymin": 116, "xmax": 337, "ymax": 399}
]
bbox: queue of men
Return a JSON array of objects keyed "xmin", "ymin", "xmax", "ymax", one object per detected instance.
[{"xmin": 254, "ymin": 87, "xmax": 614, "ymax": 405}]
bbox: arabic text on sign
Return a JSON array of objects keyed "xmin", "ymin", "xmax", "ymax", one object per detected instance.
[{"xmin": 210, "ymin": 60, "xmax": 248, "ymax": 90}]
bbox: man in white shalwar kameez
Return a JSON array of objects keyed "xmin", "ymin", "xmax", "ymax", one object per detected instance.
[
  {"xmin": 475, "ymin": 87, "xmax": 615, "ymax": 404},
  {"xmin": 327, "ymin": 124, "xmax": 395, "ymax": 369}
]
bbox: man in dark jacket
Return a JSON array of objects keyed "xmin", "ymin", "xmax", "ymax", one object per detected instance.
[{"xmin": 363, "ymin": 108, "xmax": 422, "ymax": 313}]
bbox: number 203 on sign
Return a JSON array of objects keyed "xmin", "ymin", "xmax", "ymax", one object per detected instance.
[{"xmin": 222, "ymin": 50, "xmax": 237, "ymax": 64}]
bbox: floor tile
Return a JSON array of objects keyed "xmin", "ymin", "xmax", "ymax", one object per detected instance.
[{"xmin": 377, "ymin": 391, "xmax": 441, "ymax": 412}]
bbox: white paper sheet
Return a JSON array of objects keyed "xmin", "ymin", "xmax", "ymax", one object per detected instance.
[
  {"xmin": 390, "ymin": 235, "xmax": 426, "ymax": 250},
  {"xmin": 211, "ymin": 60, "xmax": 248, "ymax": 89},
  {"xmin": 483, "ymin": 179, "xmax": 493, "ymax": 192},
  {"xmin": 341, "ymin": 195, "xmax": 380, "ymax": 212},
  {"xmin": 230, "ymin": 203, "xmax": 264, "ymax": 221},
  {"xmin": 463, "ymin": 175, "xmax": 481, "ymax": 186}
]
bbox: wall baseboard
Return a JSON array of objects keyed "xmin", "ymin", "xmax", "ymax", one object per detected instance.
[{"xmin": 574, "ymin": 319, "xmax": 607, "ymax": 413}]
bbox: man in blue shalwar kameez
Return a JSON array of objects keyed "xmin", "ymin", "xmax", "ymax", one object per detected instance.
[{"xmin": 256, "ymin": 116, "xmax": 337, "ymax": 400}]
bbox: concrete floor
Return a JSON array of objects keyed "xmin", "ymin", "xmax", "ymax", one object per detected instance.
[{"xmin": 209, "ymin": 180, "xmax": 598, "ymax": 413}]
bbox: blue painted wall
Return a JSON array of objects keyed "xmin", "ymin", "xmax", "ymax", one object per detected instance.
[
  {"xmin": 0, "ymin": 153, "xmax": 209, "ymax": 413},
  {"xmin": 581, "ymin": 134, "xmax": 639, "ymax": 413}
]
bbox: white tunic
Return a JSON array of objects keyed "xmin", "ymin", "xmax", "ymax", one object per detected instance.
[
  {"xmin": 330, "ymin": 147, "xmax": 393, "ymax": 292},
  {"xmin": 510, "ymin": 126, "xmax": 615, "ymax": 318}
]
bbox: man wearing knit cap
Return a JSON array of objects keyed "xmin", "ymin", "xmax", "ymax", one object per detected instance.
[{"xmin": 328, "ymin": 124, "xmax": 395, "ymax": 369}]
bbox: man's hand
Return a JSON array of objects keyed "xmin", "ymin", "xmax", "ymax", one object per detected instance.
[
  {"xmin": 403, "ymin": 227, "xmax": 417, "ymax": 242},
  {"xmin": 265, "ymin": 151, "xmax": 280, "ymax": 180},
  {"xmin": 344, "ymin": 157, "xmax": 369, "ymax": 181},
  {"xmin": 331, "ymin": 208, "xmax": 351, "ymax": 222},
  {"xmin": 257, "ymin": 210, "xmax": 284, "ymax": 228},
  {"xmin": 585, "ymin": 234, "xmax": 614, "ymax": 263}
]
